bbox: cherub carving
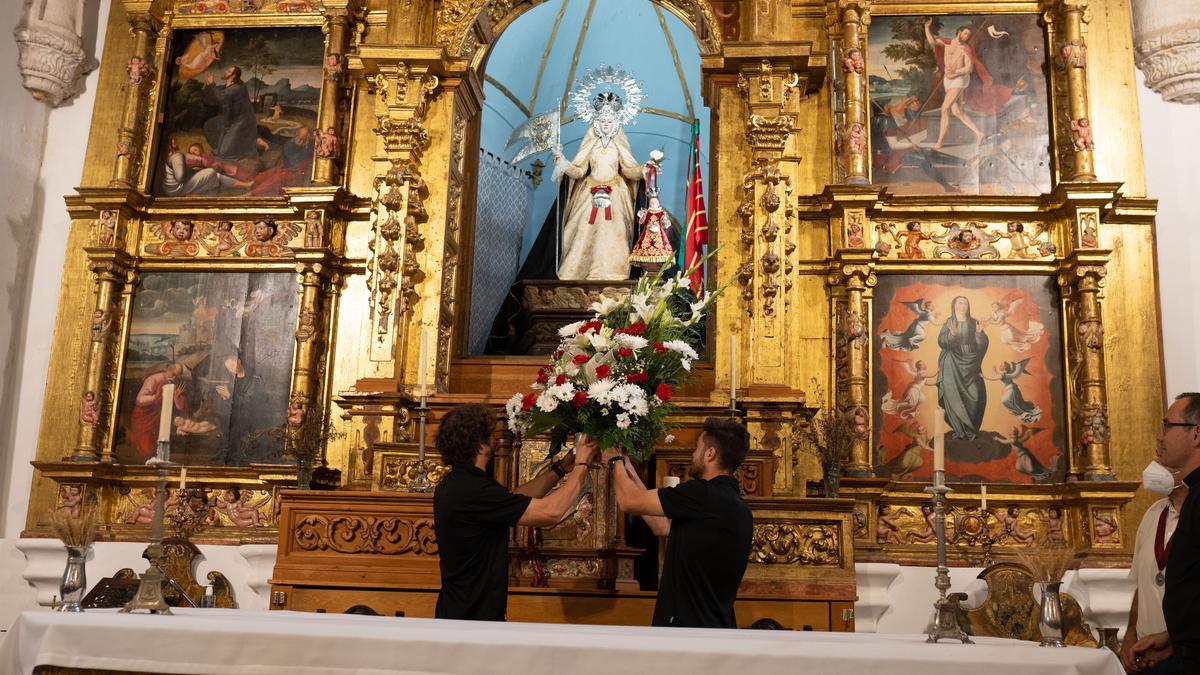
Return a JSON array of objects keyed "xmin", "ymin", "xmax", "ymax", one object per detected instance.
[{"xmin": 241, "ymin": 219, "xmax": 300, "ymax": 257}]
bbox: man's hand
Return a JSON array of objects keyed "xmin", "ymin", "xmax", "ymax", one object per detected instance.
[
  {"xmin": 574, "ymin": 434, "xmax": 598, "ymax": 467},
  {"xmin": 1120, "ymin": 631, "xmax": 1141, "ymax": 672},
  {"xmin": 602, "ymin": 447, "xmax": 622, "ymax": 464},
  {"xmin": 1131, "ymin": 632, "xmax": 1173, "ymax": 670}
]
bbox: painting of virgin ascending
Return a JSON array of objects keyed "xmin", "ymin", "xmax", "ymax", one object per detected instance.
[
  {"xmin": 868, "ymin": 14, "xmax": 1052, "ymax": 195},
  {"xmin": 153, "ymin": 27, "xmax": 323, "ymax": 198},
  {"xmin": 872, "ymin": 275, "xmax": 1067, "ymax": 484}
]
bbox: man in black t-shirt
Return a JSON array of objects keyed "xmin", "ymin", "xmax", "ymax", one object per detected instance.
[
  {"xmin": 607, "ymin": 417, "xmax": 753, "ymax": 628},
  {"xmin": 433, "ymin": 404, "xmax": 596, "ymax": 621}
]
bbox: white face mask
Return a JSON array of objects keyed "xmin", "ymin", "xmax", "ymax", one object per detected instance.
[{"xmin": 1142, "ymin": 461, "xmax": 1179, "ymax": 495}]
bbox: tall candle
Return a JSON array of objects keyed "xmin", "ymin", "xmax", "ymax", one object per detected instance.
[
  {"xmin": 729, "ymin": 335, "xmax": 737, "ymax": 404},
  {"xmin": 933, "ymin": 413, "xmax": 945, "ymax": 473},
  {"xmin": 158, "ymin": 383, "xmax": 175, "ymax": 443},
  {"xmin": 180, "ymin": 467, "xmax": 188, "ymax": 493},
  {"xmin": 419, "ymin": 329, "xmax": 429, "ymax": 401},
  {"xmin": 980, "ymin": 484, "xmax": 988, "ymax": 511}
]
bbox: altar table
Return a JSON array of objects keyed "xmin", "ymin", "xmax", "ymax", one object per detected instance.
[{"xmin": 0, "ymin": 608, "xmax": 1123, "ymax": 675}]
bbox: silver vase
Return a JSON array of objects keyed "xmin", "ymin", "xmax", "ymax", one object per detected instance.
[
  {"xmin": 1038, "ymin": 581, "xmax": 1066, "ymax": 647},
  {"xmin": 57, "ymin": 545, "xmax": 88, "ymax": 612}
]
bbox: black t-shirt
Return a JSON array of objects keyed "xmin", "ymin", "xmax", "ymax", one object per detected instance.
[
  {"xmin": 433, "ymin": 465, "xmax": 531, "ymax": 621},
  {"xmin": 1165, "ymin": 466, "xmax": 1200, "ymax": 643},
  {"xmin": 653, "ymin": 474, "xmax": 753, "ymax": 628}
]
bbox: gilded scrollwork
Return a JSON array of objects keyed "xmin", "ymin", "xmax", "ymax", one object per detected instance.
[
  {"xmin": 749, "ymin": 523, "xmax": 840, "ymax": 566},
  {"xmin": 380, "ymin": 457, "xmax": 449, "ymax": 491},
  {"xmin": 295, "ymin": 514, "xmax": 439, "ymax": 555}
]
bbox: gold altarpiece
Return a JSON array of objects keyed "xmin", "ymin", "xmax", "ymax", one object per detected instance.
[{"xmin": 22, "ymin": 0, "xmax": 1163, "ymax": 626}]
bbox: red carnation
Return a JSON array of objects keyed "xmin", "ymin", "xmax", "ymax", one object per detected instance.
[
  {"xmin": 553, "ymin": 349, "xmax": 564, "ymax": 359},
  {"xmin": 595, "ymin": 364, "xmax": 612, "ymax": 379},
  {"xmin": 572, "ymin": 391, "xmax": 588, "ymax": 408},
  {"xmin": 656, "ymin": 383, "xmax": 673, "ymax": 401},
  {"xmin": 617, "ymin": 347, "xmax": 633, "ymax": 358},
  {"xmin": 573, "ymin": 354, "xmax": 590, "ymax": 366},
  {"xmin": 536, "ymin": 370, "xmax": 549, "ymax": 384},
  {"xmin": 555, "ymin": 374, "xmax": 567, "ymax": 386},
  {"xmin": 654, "ymin": 342, "xmax": 666, "ymax": 355},
  {"xmin": 617, "ymin": 322, "xmax": 646, "ymax": 336},
  {"xmin": 626, "ymin": 372, "xmax": 648, "ymax": 384},
  {"xmin": 578, "ymin": 320, "xmax": 603, "ymax": 334},
  {"xmin": 521, "ymin": 392, "xmax": 537, "ymax": 411}
]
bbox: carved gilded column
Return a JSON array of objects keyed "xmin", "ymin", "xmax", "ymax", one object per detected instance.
[
  {"xmin": 1060, "ymin": 251, "xmax": 1113, "ymax": 480},
  {"xmin": 827, "ymin": 251, "xmax": 876, "ymax": 477},
  {"xmin": 1042, "ymin": 0, "xmax": 1097, "ymax": 181},
  {"xmin": 73, "ymin": 241, "xmax": 134, "ymax": 462},
  {"xmin": 289, "ymin": 255, "xmax": 337, "ymax": 427},
  {"xmin": 111, "ymin": 2, "xmax": 167, "ymax": 189},
  {"xmin": 826, "ymin": 0, "xmax": 870, "ymax": 184},
  {"xmin": 314, "ymin": 4, "xmax": 360, "ymax": 186}
]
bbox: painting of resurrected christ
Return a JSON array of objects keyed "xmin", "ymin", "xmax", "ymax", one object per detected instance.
[
  {"xmin": 872, "ymin": 275, "xmax": 1066, "ymax": 484},
  {"xmin": 868, "ymin": 14, "xmax": 1052, "ymax": 195},
  {"xmin": 153, "ymin": 28, "xmax": 324, "ymax": 198},
  {"xmin": 113, "ymin": 273, "xmax": 298, "ymax": 466}
]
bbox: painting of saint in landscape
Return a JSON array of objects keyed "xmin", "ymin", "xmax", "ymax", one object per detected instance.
[
  {"xmin": 872, "ymin": 275, "xmax": 1066, "ymax": 484},
  {"xmin": 114, "ymin": 273, "xmax": 298, "ymax": 466},
  {"xmin": 153, "ymin": 28, "xmax": 323, "ymax": 198},
  {"xmin": 868, "ymin": 15, "xmax": 1051, "ymax": 195}
]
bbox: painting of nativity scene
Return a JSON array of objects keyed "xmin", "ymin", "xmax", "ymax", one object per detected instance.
[{"xmin": 113, "ymin": 272, "xmax": 298, "ymax": 466}]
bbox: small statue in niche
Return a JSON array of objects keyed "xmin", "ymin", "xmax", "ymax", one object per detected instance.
[
  {"xmin": 1061, "ymin": 39, "xmax": 1087, "ymax": 69},
  {"xmin": 316, "ymin": 126, "xmax": 339, "ymax": 160},
  {"xmin": 629, "ymin": 150, "xmax": 674, "ymax": 273},
  {"xmin": 80, "ymin": 391, "xmax": 100, "ymax": 426},
  {"xmin": 842, "ymin": 47, "xmax": 865, "ymax": 75}
]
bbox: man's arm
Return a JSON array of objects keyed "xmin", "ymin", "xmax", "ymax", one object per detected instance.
[
  {"xmin": 517, "ymin": 439, "xmax": 596, "ymax": 527},
  {"xmin": 616, "ymin": 457, "xmax": 670, "ymax": 536},
  {"xmin": 513, "ymin": 450, "xmax": 575, "ymax": 498},
  {"xmin": 611, "ymin": 454, "xmax": 668, "ymax": 523},
  {"xmin": 1119, "ymin": 590, "xmax": 1140, "ymax": 672}
]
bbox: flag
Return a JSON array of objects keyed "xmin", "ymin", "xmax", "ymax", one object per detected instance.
[{"xmin": 682, "ymin": 120, "xmax": 708, "ymax": 295}]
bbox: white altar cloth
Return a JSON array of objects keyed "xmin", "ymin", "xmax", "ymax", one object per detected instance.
[{"xmin": 0, "ymin": 608, "xmax": 1123, "ymax": 675}]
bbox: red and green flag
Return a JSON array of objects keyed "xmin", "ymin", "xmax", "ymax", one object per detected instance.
[{"xmin": 681, "ymin": 120, "xmax": 708, "ymax": 295}]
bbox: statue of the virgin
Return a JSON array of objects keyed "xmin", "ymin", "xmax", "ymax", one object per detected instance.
[{"xmin": 552, "ymin": 67, "xmax": 645, "ymax": 281}]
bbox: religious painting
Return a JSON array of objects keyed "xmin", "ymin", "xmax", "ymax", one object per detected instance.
[
  {"xmin": 872, "ymin": 275, "xmax": 1066, "ymax": 484},
  {"xmin": 113, "ymin": 272, "xmax": 299, "ymax": 466},
  {"xmin": 152, "ymin": 27, "xmax": 324, "ymax": 198},
  {"xmin": 868, "ymin": 14, "xmax": 1052, "ymax": 195}
]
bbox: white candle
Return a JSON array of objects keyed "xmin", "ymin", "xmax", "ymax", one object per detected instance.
[
  {"xmin": 980, "ymin": 484, "xmax": 988, "ymax": 511},
  {"xmin": 729, "ymin": 335, "xmax": 737, "ymax": 404},
  {"xmin": 933, "ymin": 413, "xmax": 945, "ymax": 473},
  {"xmin": 419, "ymin": 329, "xmax": 429, "ymax": 400},
  {"xmin": 158, "ymin": 383, "xmax": 175, "ymax": 443},
  {"xmin": 180, "ymin": 467, "xmax": 188, "ymax": 492}
]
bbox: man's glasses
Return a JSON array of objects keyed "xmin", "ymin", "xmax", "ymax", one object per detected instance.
[{"xmin": 1162, "ymin": 419, "xmax": 1198, "ymax": 430}]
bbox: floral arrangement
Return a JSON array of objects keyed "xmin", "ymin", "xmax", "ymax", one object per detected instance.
[{"xmin": 506, "ymin": 267, "xmax": 718, "ymax": 460}]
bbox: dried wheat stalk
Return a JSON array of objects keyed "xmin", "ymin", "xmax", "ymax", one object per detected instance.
[
  {"xmin": 1015, "ymin": 545, "xmax": 1078, "ymax": 582},
  {"xmin": 48, "ymin": 503, "xmax": 98, "ymax": 548}
]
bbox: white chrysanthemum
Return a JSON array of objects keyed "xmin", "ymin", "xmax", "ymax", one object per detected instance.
[
  {"xmin": 680, "ymin": 358, "xmax": 692, "ymax": 372},
  {"xmin": 614, "ymin": 333, "xmax": 648, "ymax": 351},
  {"xmin": 649, "ymin": 149, "xmax": 665, "ymax": 162},
  {"xmin": 623, "ymin": 395, "xmax": 649, "ymax": 416},
  {"xmin": 559, "ymin": 321, "xmax": 585, "ymax": 337},
  {"xmin": 506, "ymin": 393, "xmax": 523, "ymax": 415},
  {"xmin": 664, "ymin": 434, "xmax": 676, "ymax": 444},
  {"xmin": 590, "ymin": 294, "xmax": 621, "ymax": 317},
  {"xmin": 616, "ymin": 412, "xmax": 632, "ymax": 429},
  {"xmin": 547, "ymin": 383, "xmax": 575, "ymax": 402},
  {"xmin": 587, "ymin": 379, "xmax": 616, "ymax": 405},
  {"xmin": 662, "ymin": 340, "xmax": 699, "ymax": 361},
  {"xmin": 536, "ymin": 390, "xmax": 559, "ymax": 413},
  {"xmin": 588, "ymin": 331, "xmax": 611, "ymax": 352}
]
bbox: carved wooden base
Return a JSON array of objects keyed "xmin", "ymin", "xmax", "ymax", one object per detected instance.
[{"xmin": 512, "ymin": 280, "xmax": 636, "ymax": 354}]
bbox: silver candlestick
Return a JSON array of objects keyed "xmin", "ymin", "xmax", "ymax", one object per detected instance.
[
  {"xmin": 407, "ymin": 399, "xmax": 432, "ymax": 493},
  {"xmin": 121, "ymin": 442, "xmax": 173, "ymax": 614},
  {"xmin": 926, "ymin": 469, "xmax": 972, "ymax": 644}
]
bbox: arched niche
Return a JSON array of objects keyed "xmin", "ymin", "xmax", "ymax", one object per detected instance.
[{"xmin": 456, "ymin": 0, "xmax": 717, "ymax": 356}]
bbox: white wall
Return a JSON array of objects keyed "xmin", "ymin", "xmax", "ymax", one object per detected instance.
[{"xmin": 1139, "ymin": 72, "xmax": 1200, "ymax": 395}]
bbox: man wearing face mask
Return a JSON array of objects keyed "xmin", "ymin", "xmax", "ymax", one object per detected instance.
[
  {"xmin": 1119, "ymin": 442, "xmax": 1186, "ymax": 672},
  {"xmin": 1130, "ymin": 392, "xmax": 1200, "ymax": 673}
]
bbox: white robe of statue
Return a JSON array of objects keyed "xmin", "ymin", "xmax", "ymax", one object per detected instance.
[{"xmin": 554, "ymin": 123, "xmax": 643, "ymax": 281}]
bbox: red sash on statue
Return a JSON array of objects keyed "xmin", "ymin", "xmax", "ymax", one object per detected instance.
[{"xmin": 588, "ymin": 185, "xmax": 613, "ymax": 224}]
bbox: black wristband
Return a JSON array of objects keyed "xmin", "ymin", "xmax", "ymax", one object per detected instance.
[
  {"xmin": 550, "ymin": 461, "xmax": 566, "ymax": 478},
  {"xmin": 608, "ymin": 455, "xmax": 623, "ymax": 467}
]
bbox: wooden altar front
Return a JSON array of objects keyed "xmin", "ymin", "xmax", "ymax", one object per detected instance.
[{"xmin": 269, "ymin": 489, "xmax": 857, "ymax": 631}]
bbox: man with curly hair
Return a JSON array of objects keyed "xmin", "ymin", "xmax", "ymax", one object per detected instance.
[{"xmin": 433, "ymin": 403, "xmax": 596, "ymax": 621}]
